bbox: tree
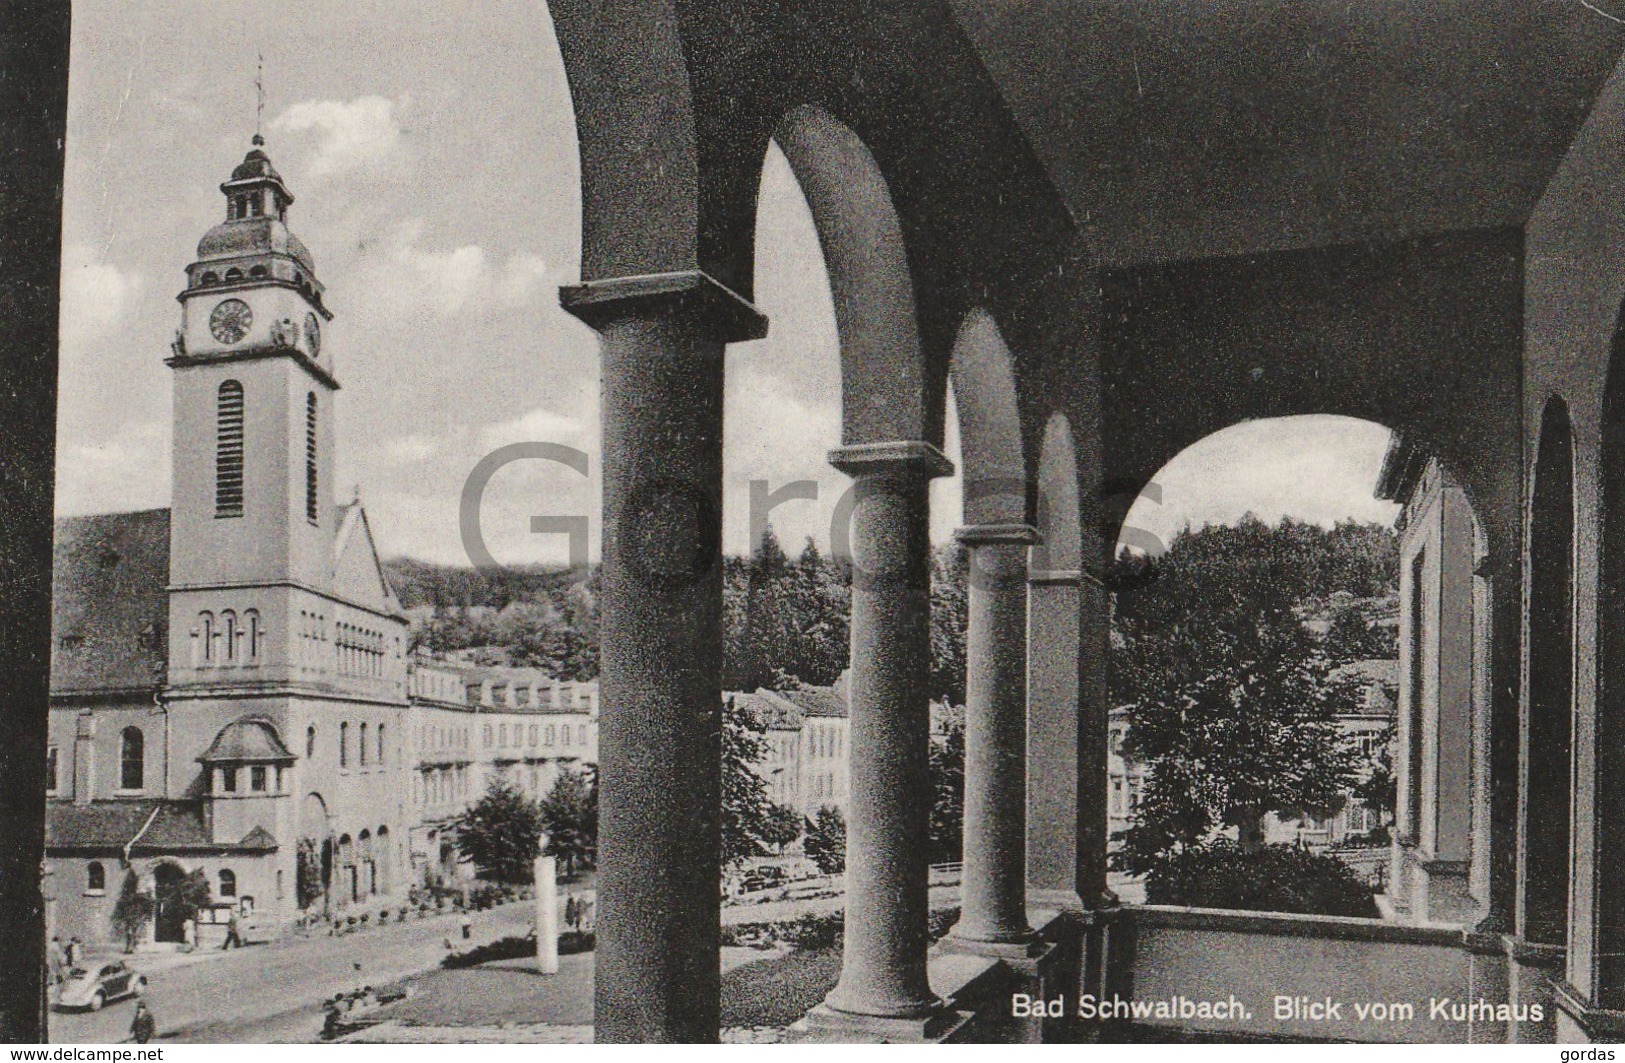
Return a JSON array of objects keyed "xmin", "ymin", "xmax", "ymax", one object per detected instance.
[
  {"xmin": 805, "ymin": 805, "xmax": 847, "ymax": 874},
  {"xmin": 760, "ymin": 803, "xmax": 805, "ymax": 854},
  {"xmin": 110, "ymin": 870, "xmax": 155, "ymax": 954},
  {"xmin": 296, "ymin": 837, "xmax": 327, "ymax": 910},
  {"xmin": 1351, "ymin": 722, "xmax": 1398, "ymax": 826},
  {"xmin": 929, "ymin": 715, "xmax": 966, "ymax": 864},
  {"xmin": 1323, "ymin": 605, "xmax": 1398, "ymax": 662},
  {"xmin": 152, "ymin": 868, "xmax": 212, "ymax": 931},
  {"xmin": 929, "ymin": 543, "xmax": 969, "ymax": 706},
  {"xmin": 539, "ymin": 765, "xmax": 598, "ymax": 873},
  {"xmin": 455, "ymin": 779, "xmax": 545, "ymax": 884},
  {"xmin": 721, "ymin": 695, "xmax": 780, "ymax": 866},
  {"xmin": 1111, "ymin": 517, "xmax": 1367, "ymax": 876}
]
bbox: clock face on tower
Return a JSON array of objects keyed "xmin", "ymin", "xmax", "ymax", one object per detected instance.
[
  {"xmin": 209, "ymin": 299, "xmax": 253, "ymax": 344},
  {"xmin": 305, "ymin": 312, "xmax": 321, "ymax": 357}
]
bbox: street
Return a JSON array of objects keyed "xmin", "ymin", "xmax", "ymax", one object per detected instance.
[
  {"xmin": 49, "ymin": 883, "xmax": 946, "ymax": 1043},
  {"xmin": 49, "ymin": 903, "xmax": 533, "ymax": 1044}
]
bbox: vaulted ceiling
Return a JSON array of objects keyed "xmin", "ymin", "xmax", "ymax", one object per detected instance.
[{"xmin": 951, "ymin": 0, "xmax": 1625, "ymax": 265}]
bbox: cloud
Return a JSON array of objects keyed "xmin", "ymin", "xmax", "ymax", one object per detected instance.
[
  {"xmin": 1121, "ymin": 415, "xmax": 1401, "ymax": 554},
  {"xmin": 54, "ymin": 419, "xmax": 169, "ymax": 516},
  {"xmin": 58, "ymin": 243, "xmax": 144, "ymax": 357},
  {"xmin": 361, "ymin": 218, "xmax": 553, "ymax": 318},
  {"xmin": 271, "ymin": 95, "xmax": 406, "ymax": 179}
]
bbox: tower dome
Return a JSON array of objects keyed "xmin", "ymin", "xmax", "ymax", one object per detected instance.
[{"xmin": 179, "ymin": 138, "xmax": 328, "ymax": 317}]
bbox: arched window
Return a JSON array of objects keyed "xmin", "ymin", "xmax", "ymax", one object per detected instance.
[
  {"xmin": 222, "ymin": 610, "xmax": 239, "ymax": 662},
  {"xmin": 215, "ymin": 381, "xmax": 245, "ymax": 517},
  {"xmin": 245, "ymin": 609, "xmax": 262, "ymax": 661},
  {"xmin": 120, "ymin": 727, "xmax": 144, "ymax": 791},
  {"xmin": 306, "ymin": 724, "xmax": 316, "ymax": 759},
  {"xmin": 249, "ymin": 265, "xmax": 268, "ymax": 278},
  {"xmin": 359, "ymin": 722, "xmax": 369, "ymax": 766},
  {"xmin": 200, "ymin": 271, "xmax": 219, "ymax": 286},
  {"xmin": 377, "ymin": 724, "xmax": 386, "ymax": 765},
  {"xmin": 219, "ymin": 869, "xmax": 236, "ymax": 898},
  {"xmin": 198, "ymin": 611, "xmax": 215, "ymax": 665},
  {"xmin": 225, "ymin": 267, "xmax": 244, "ymax": 281},
  {"xmin": 305, "ymin": 393, "xmax": 319, "ymax": 524},
  {"xmin": 340, "ymin": 722, "xmax": 350, "ymax": 768},
  {"xmin": 87, "ymin": 862, "xmax": 105, "ymax": 893}
]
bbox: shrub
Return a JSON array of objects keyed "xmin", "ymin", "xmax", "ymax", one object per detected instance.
[
  {"xmin": 719, "ymin": 906, "xmax": 962, "ymax": 952},
  {"xmin": 780, "ymin": 910, "xmax": 843, "ymax": 951},
  {"xmin": 1143, "ymin": 842, "xmax": 1380, "ymax": 919},
  {"xmin": 441, "ymin": 931, "xmax": 596, "ymax": 969}
]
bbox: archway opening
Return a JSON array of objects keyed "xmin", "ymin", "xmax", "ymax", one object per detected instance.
[
  {"xmin": 1109, "ymin": 415, "xmax": 1489, "ymax": 925},
  {"xmin": 151, "ymin": 863, "xmax": 190, "ymax": 944},
  {"xmin": 1524, "ymin": 397, "xmax": 1575, "ymax": 948}
]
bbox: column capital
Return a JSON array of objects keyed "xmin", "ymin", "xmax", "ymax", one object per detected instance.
[
  {"xmin": 1027, "ymin": 567, "xmax": 1106, "ymax": 589},
  {"xmin": 953, "ymin": 523, "xmax": 1040, "ymax": 547},
  {"xmin": 559, "ymin": 269, "xmax": 768, "ymax": 343},
  {"xmin": 828, "ymin": 440, "xmax": 954, "ymax": 480}
]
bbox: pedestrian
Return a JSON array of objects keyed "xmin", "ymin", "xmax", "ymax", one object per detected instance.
[
  {"xmin": 130, "ymin": 1002, "xmax": 156, "ymax": 1045},
  {"xmin": 459, "ymin": 910, "xmax": 472, "ymax": 941},
  {"xmin": 222, "ymin": 911, "xmax": 241, "ymax": 950},
  {"xmin": 65, "ymin": 937, "xmax": 81, "ymax": 967},
  {"xmin": 564, "ymin": 894, "xmax": 579, "ymax": 932},
  {"xmin": 47, "ymin": 936, "xmax": 65, "ymax": 988}
]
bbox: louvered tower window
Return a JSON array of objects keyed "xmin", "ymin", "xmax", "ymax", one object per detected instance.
[
  {"xmin": 306, "ymin": 392, "xmax": 319, "ymax": 524},
  {"xmin": 216, "ymin": 381, "xmax": 245, "ymax": 517}
]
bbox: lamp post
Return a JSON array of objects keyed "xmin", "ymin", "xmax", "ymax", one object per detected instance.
[{"xmin": 534, "ymin": 832, "xmax": 558, "ymax": 974}]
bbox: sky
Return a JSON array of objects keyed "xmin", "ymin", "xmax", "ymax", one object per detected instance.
[{"xmin": 54, "ymin": 0, "xmax": 1396, "ymax": 567}]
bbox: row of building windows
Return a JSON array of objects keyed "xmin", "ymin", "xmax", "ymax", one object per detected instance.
[
  {"xmin": 328, "ymin": 721, "xmax": 388, "ymax": 769},
  {"xmin": 336, "ymin": 622, "xmax": 388, "ymax": 678},
  {"xmin": 418, "ymin": 724, "xmax": 469, "ymax": 752},
  {"xmin": 215, "ymin": 763, "xmax": 282, "ymax": 794},
  {"xmin": 43, "ymin": 728, "xmax": 146, "ymax": 794},
  {"xmin": 297, "ymin": 608, "xmax": 328, "ymax": 667},
  {"xmin": 416, "ymin": 766, "xmax": 469, "ymax": 808},
  {"xmin": 83, "ymin": 862, "xmax": 254, "ymax": 906},
  {"xmin": 808, "ymin": 726, "xmax": 842, "ymax": 759},
  {"xmin": 198, "ymin": 264, "xmax": 269, "ymax": 286},
  {"xmin": 482, "ymin": 722, "xmax": 587, "ymax": 750},
  {"xmin": 193, "ymin": 609, "xmax": 264, "ymax": 666}
]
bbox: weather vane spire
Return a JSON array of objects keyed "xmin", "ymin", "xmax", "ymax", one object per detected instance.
[{"xmin": 253, "ymin": 51, "xmax": 265, "ymax": 146}]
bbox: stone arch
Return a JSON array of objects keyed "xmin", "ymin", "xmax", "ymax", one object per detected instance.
[
  {"xmin": 150, "ymin": 860, "xmax": 191, "ymax": 944},
  {"xmin": 1597, "ymin": 330, "xmax": 1625, "ymax": 1004},
  {"xmin": 377, "ymin": 825, "xmax": 392, "ymax": 896},
  {"xmin": 547, "ymin": 0, "xmax": 703, "ymax": 282},
  {"xmin": 1523, "ymin": 395, "xmax": 1576, "ymax": 948},
  {"xmin": 949, "ymin": 309, "xmax": 1026, "ymax": 527},
  {"xmin": 1033, "ymin": 413, "xmax": 1081, "ymax": 576},
  {"xmin": 1026, "ymin": 411, "xmax": 1101, "ymax": 901},
  {"xmin": 771, "ymin": 104, "xmax": 934, "ymax": 447}
]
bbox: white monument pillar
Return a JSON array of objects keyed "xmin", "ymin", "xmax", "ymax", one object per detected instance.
[{"xmin": 535, "ymin": 836, "xmax": 558, "ymax": 975}]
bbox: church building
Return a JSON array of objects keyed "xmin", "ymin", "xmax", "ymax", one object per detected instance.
[{"xmin": 44, "ymin": 138, "xmax": 412, "ymax": 947}]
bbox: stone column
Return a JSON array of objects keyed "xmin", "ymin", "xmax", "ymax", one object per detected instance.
[
  {"xmin": 561, "ymin": 271, "xmax": 766, "ymax": 1043},
  {"xmin": 811, "ymin": 441, "xmax": 953, "ymax": 1036},
  {"xmin": 951, "ymin": 523, "xmax": 1039, "ymax": 949}
]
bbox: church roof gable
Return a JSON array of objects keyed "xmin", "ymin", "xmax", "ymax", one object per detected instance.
[
  {"xmin": 50, "ymin": 510, "xmax": 171, "ymax": 695},
  {"xmin": 333, "ymin": 502, "xmax": 401, "ymax": 615}
]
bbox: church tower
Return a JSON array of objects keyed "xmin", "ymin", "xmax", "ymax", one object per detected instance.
[{"xmin": 167, "ymin": 136, "xmax": 337, "ymax": 593}]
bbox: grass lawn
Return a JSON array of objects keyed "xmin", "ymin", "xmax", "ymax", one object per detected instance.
[
  {"xmin": 719, "ymin": 948, "xmax": 841, "ymax": 1029},
  {"xmin": 383, "ymin": 953, "xmax": 596, "ymax": 1027}
]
